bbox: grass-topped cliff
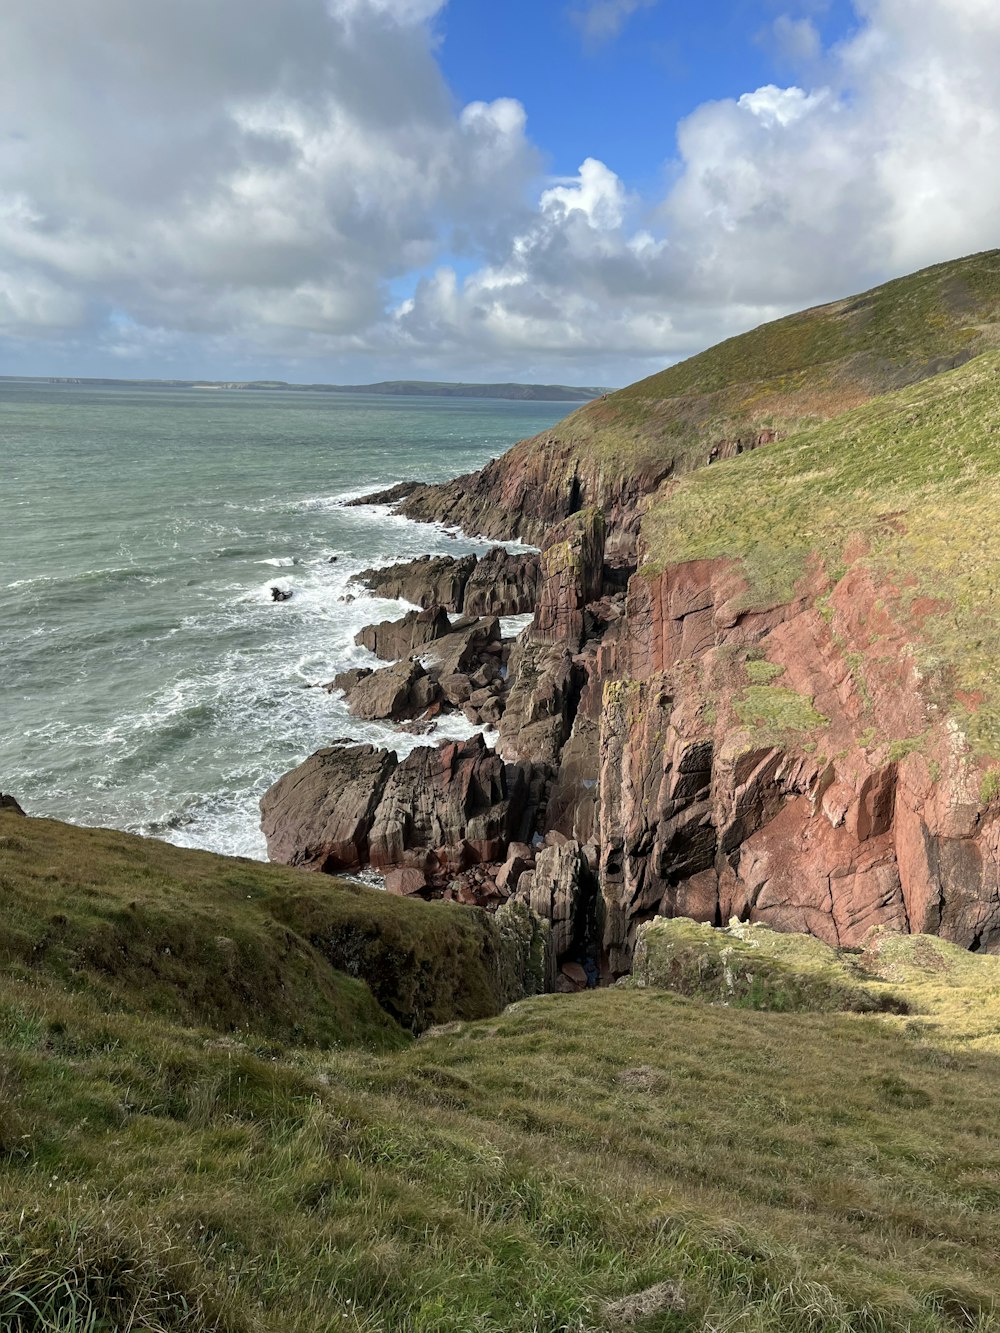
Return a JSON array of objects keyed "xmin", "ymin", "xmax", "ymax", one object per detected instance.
[
  {"xmin": 395, "ymin": 250, "xmax": 1000, "ymax": 553},
  {"xmin": 641, "ymin": 347, "xmax": 1000, "ymax": 758},
  {"xmin": 0, "ymin": 809, "xmax": 999, "ymax": 1330}
]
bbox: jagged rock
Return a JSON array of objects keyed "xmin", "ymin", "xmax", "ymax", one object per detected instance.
[
  {"xmin": 355, "ymin": 553, "xmax": 475, "ymax": 610},
  {"xmin": 463, "ymin": 548, "xmax": 541, "ymax": 616},
  {"xmin": 345, "ymin": 480, "xmax": 419, "ymax": 508},
  {"xmin": 368, "ymin": 734, "xmax": 529, "ymax": 870},
  {"xmin": 496, "ymin": 848, "xmax": 533, "ymax": 896},
  {"xmin": 260, "ymin": 744, "xmax": 397, "ymax": 872},
  {"xmin": 328, "ymin": 667, "xmax": 372, "ymax": 694},
  {"xmin": 394, "ymin": 433, "xmax": 673, "ymax": 568},
  {"xmin": 438, "ymin": 673, "xmax": 473, "ymax": 706},
  {"xmin": 423, "ymin": 616, "xmax": 501, "ymax": 678},
  {"xmin": 345, "ymin": 658, "xmax": 434, "ymax": 722},
  {"xmin": 0, "ymin": 793, "xmax": 25, "ymax": 816},
  {"xmin": 354, "ymin": 606, "xmax": 452, "ymax": 660},
  {"xmin": 513, "ymin": 839, "xmax": 589, "ymax": 961},
  {"xmin": 498, "ymin": 637, "xmax": 581, "ymax": 766},
  {"xmin": 531, "ymin": 508, "xmax": 606, "ymax": 649}
]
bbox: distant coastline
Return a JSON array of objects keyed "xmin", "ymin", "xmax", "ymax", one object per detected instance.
[{"xmin": 0, "ymin": 375, "xmax": 610, "ymax": 403}]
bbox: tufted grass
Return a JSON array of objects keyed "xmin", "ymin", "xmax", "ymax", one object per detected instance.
[{"xmin": 0, "ymin": 814, "xmax": 998, "ymax": 1329}]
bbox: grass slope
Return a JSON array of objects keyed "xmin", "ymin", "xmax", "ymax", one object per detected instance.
[
  {"xmin": 524, "ymin": 249, "xmax": 1000, "ymax": 475},
  {"xmin": 0, "ymin": 812, "xmax": 539, "ymax": 1045},
  {"xmin": 0, "ymin": 815, "xmax": 998, "ymax": 1330},
  {"xmin": 642, "ymin": 349, "xmax": 1000, "ymax": 754}
]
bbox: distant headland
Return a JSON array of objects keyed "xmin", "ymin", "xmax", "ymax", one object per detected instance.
[{"xmin": 1, "ymin": 375, "xmax": 610, "ymax": 402}]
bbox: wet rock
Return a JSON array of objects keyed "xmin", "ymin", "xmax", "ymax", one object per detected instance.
[
  {"xmin": 345, "ymin": 658, "xmax": 434, "ymax": 722},
  {"xmin": 356, "ymin": 553, "xmax": 475, "ymax": 610},
  {"xmin": 270, "ymin": 585, "xmax": 293, "ymax": 602},
  {"xmin": 327, "ymin": 667, "xmax": 372, "ymax": 694},
  {"xmin": 345, "ymin": 480, "xmax": 419, "ymax": 507},
  {"xmin": 260, "ymin": 744, "xmax": 397, "ymax": 872},
  {"xmin": 354, "ymin": 606, "xmax": 452, "ymax": 660}
]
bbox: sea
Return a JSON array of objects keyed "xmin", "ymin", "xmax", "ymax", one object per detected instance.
[{"xmin": 0, "ymin": 380, "xmax": 570, "ymax": 859}]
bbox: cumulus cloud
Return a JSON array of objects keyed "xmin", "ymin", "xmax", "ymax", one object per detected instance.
[
  {"xmin": 387, "ymin": 0, "xmax": 1000, "ymax": 382},
  {"xmin": 2, "ymin": 0, "xmax": 999, "ymax": 384},
  {"xmin": 0, "ymin": 0, "xmax": 537, "ymax": 359}
]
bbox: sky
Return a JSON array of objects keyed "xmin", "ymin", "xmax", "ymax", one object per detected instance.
[{"xmin": 0, "ymin": 0, "xmax": 997, "ymax": 387}]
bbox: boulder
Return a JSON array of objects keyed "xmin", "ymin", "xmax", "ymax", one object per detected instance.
[
  {"xmin": 354, "ymin": 606, "xmax": 452, "ymax": 661},
  {"xmin": 260, "ymin": 744, "xmax": 397, "ymax": 872},
  {"xmin": 0, "ymin": 793, "xmax": 25, "ymax": 816},
  {"xmin": 384, "ymin": 867, "xmax": 428, "ymax": 896},
  {"xmin": 344, "ymin": 658, "xmax": 432, "ymax": 722},
  {"xmin": 423, "ymin": 616, "xmax": 502, "ymax": 678}
]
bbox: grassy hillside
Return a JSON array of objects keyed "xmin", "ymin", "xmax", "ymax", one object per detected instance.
[
  {"xmin": 520, "ymin": 249, "xmax": 1000, "ymax": 474},
  {"xmin": 642, "ymin": 349, "xmax": 1000, "ymax": 756},
  {"xmin": 0, "ymin": 812, "xmax": 998, "ymax": 1330},
  {"xmin": 0, "ymin": 811, "xmax": 543, "ymax": 1044}
]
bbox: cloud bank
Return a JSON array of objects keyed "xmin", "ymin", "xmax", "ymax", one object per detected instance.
[{"xmin": 1, "ymin": 0, "xmax": 998, "ymax": 383}]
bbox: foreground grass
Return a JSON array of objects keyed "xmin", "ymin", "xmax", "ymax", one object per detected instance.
[
  {"xmin": 0, "ymin": 814, "xmax": 998, "ymax": 1328},
  {"xmin": 0, "ymin": 812, "xmax": 540, "ymax": 1043},
  {"xmin": 0, "ymin": 967, "xmax": 998, "ymax": 1331}
]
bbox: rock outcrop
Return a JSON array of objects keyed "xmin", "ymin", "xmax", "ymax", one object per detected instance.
[
  {"xmin": 262, "ymin": 735, "xmax": 534, "ymax": 906},
  {"xmin": 356, "ymin": 554, "xmax": 476, "ymax": 610},
  {"xmin": 343, "ymin": 658, "xmax": 436, "ymax": 722},
  {"xmin": 354, "ymin": 548, "xmax": 540, "ymax": 617},
  {"xmin": 261, "ymin": 745, "xmax": 397, "ymax": 872},
  {"xmin": 354, "ymin": 606, "xmax": 451, "ymax": 660}
]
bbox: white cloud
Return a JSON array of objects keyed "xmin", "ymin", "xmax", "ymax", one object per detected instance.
[
  {"xmin": 0, "ymin": 0, "xmax": 536, "ymax": 355},
  {"xmin": 2, "ymin": 0, "xmax": 1000, "ymax": 385},
  {"xmin": 386, "ymin": 0, "xmax": 1000, "ymax": 382}
]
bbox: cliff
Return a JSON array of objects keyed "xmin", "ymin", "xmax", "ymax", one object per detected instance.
[
  {"xmin": 272, "ymin": 250, "xmax": 1000, "ymax": 979},
  {"xmin": 393, "ymin": 249, "xmax": 1000, "ymax": 565}
]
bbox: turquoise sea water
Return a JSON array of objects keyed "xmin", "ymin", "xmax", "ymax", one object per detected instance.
[{"xmin": 0, "ymin": 381, "xmax": 568, "ymax": 857}]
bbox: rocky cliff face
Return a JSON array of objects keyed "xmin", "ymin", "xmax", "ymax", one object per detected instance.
[
  {"xmin": 592, "ymin": 556, "xmax": 1000, "ymax": 970},
  {"xmin": 266, "ymin": 252, "xmax": 1000, "ymax": 980}
]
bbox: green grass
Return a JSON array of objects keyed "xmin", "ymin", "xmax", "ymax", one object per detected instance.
[
  {"xmin": 642, "ymin": 350, "xmax": 1000, "ymax": 754},
  {"xmin": 0, "ymin": 812, "xmax": 544, "ymax": 1043},
  {"xmin": 524, "ymin": 249, "xmax": 1000, "ymax": 475},
  {"xmin": 0, "ymin": 816, "xmax": 999, "ymax": 1329}
]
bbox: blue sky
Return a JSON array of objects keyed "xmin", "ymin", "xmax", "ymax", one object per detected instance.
[
  {"xmin": 0, "ymin": 0, "xmax": 996, "ymax": 385},
  {"xmin": 438, "ymin": 0, "xmax": 856, "ymax": 187}
]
